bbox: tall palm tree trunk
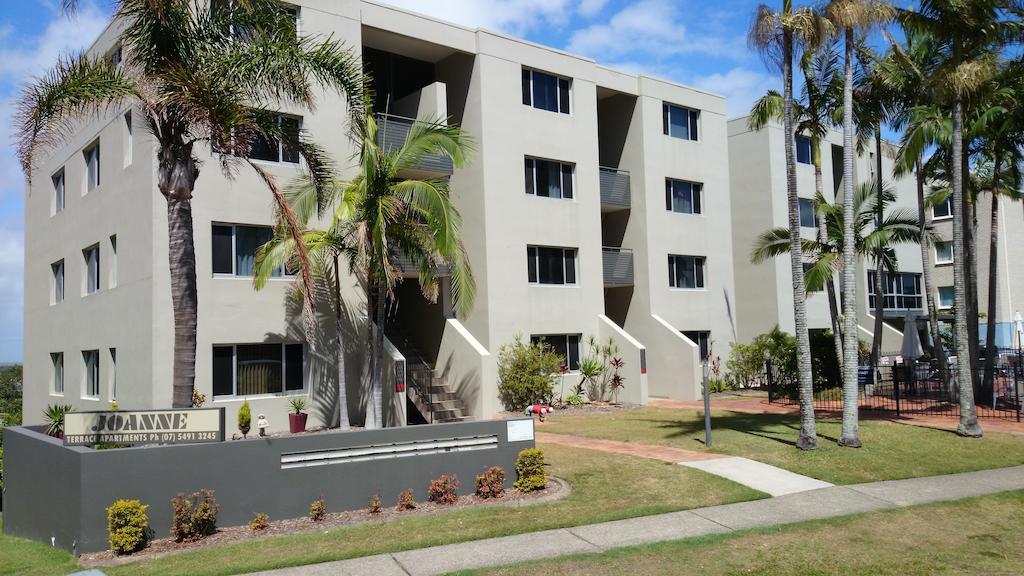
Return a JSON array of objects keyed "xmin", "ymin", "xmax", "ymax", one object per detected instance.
[
  {"xmin": 916, "ymin": 155, "xmax": 949, "ymax": 393},
  {"xmin": 871, "ymin": 129, "xmax": 885, "ymax": 368},
  {"xmin": 369, "ymin": 280, "xmax": 387, "ymax": 428},
  {"xmin": 334, "ymin": 255, "xmax": 350, "ymax": 430},
  {"xmin": 168, "ymin": 198, "xmax": 198, "ymax": 408},
  {"xmin": 814, "ymin": 140, "xmax": 845, "ymax": 370},
  {"xmin": 952, "ymin": 96, "xmax": 982, "ymax": 437},
  {"xmin": 839, "ymin": 27, "xmax": 861, "ymax": 447},
  {"xmin": 982, "ymin": 153, "xmax": 1001, "ymax": 401},
  {"xmin": 965, "ymin": 162, "xmax": 982, "ymax": 396},
  {"xmin": 783, "ymin": 29, "xmax": 818, "ymax": 451}
]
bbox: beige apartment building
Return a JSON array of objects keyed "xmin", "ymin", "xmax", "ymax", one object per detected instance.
[
  {"xmin": 728, "ymin": 116, "xmax": 925, "ymax": 352},
  {"xmin": 23, "ymin": 0, "xmax": 737, "ymax": 431}
]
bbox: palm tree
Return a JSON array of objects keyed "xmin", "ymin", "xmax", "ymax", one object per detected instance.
[
  {"xmin": 898, "ymin": 0, "xmax": 1020, "ymax": 437},
  {"xmin": 260, "ymin": 110, "xmax": 474, "ymax": 428},
  {"xmin": 750, "ymin": 46, "xmax": 846, "ymax": 371},
  {"xmin": 17, "ymin": 0, "xmax": 362, "ymax": 407},
  {"xmin": 824, "ymin": 0, "xmax": 893, "ymax": 448},
  {"xmin": 749, "ymin": 0, "xmax": 829, "ymax": 451}
]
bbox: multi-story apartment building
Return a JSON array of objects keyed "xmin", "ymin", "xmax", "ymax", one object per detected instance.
[
  {"xmin": 23, "ymin": 1, "xmax": 736, "ymax": 431},
  {"xmin": 728, "ymin": 116, "xmax": 924, "ymax": 352}
]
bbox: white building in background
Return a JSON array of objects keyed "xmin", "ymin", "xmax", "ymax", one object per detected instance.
[{"xmin": 23, "ymin": 0, "xmax": 738, "ymax": 431}]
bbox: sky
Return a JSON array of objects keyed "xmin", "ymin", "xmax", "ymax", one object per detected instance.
[{"xmin": 0, "ymin": 0, "xmax": 783, "ymax": 363}]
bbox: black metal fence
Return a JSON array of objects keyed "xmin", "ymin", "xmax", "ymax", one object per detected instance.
[{"xmin": 767, "ymin": 354, "xmax": 1023, "ymax": 422}]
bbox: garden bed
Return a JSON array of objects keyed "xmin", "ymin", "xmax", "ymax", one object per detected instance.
[
  {"xmin": 80, "ymin": 477, "xmax": 569, "ymax": 568},
  {"xmin": 499, "ymin": 402, "xmax": 641, "ymax": 420}
]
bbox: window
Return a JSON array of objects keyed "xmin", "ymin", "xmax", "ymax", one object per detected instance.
[
  {"xmin": 109, "ymin": 348, "xmax": 117, "ymax": 401},
  {"xmin": 109, "ymin": 43, "xmax": 122, "ymax": 68},
  {"xmin": 248, "ymin": 115, "xmax": 300, "ymax": 163},
  {"xmin": 123, "ymin": 111, "xmax": 133, "ymax": 167},
  {"xmin": 83, "ymin": 244, "xmax": 100, "ymax": 294},
  {"xmin": 935, "ymin": 240, "xmax": 953, "ymax": 264},
  {"xmin": 84, "ymin": 141, "xmax": 100, "ymax": 192},
  {"xmin": 527, "ymin": 246, "xmax": 577, "ymax": 285},
  {"xmin": 796, "ymin": 135, "xmax": 812, "ymax": 165},
  {"xmin": 682, "ymin": 330, "xmax": 711, "ymax": 360},
  {"xmin": 51, "ymin": 353, "xmax": 64, "ymax": 396},
  {"xmin": 803, "ymin": 262, "xmax": 822, "ymax": 292},
  {"xmin": 212, "ymin": 343, "xmax": 305, "ymax": 397},
  {"xmin": 212, "ymin": 224, "xmax": 289, "ymax": 277},
  {"xmin": 52, "ymin": 260, "xmax": 64, "ymax": 304},
  {"xmin": 932, "ymin": 197, "xmax": 953, "ymax": 219},
  {"xmin": 82, "ymin": 350, "xmax": 100, "ymax": 399},
  {"xmin": 938, "ymin": 286, "xmax": 955, "ymax": 309},
  {"xmin": 530, "ymin": 334, "xmax": 581, "ymax": 371},
  {"xmin": 52, "ymin": 170, "xmax": 65, "ymax": 214},
  {"xmin": 109, "ymin": 235, "xmax": 118, "ymax": 288},
  {"xmin": 799, "ymin": 198, "xmax": 817, "ymax": 228},
  {"xmin": 522, "ymin": 68, "xmax": 571, "ymax": 114},
  {"xmin": 668, "ymin": 255, "xmax": 705, "ymax": 289},
  {"xmin": 665, "ymin": 179, "xmax": 702, "ymax": 214},
  {"xmin": 525, "ymin": 158, "xmax": 574, "ymax": 199},
  {"xmin": 663, "ymin": 103, "xmax": 699, "ymax": 141},
  {"xmin": 868, "ymin": 270, "xmax": 922, "ymax": 310}
]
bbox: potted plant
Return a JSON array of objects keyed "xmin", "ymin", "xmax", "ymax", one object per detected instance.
[
  {"xmin": 288, "ymin": 398, "xmax": 308, "ymax": 434},
  {"xmin": 44, "ymin": 403, "xmax": 74, "ymax": 439},
  {"xmin": 238, "ymin": 400, "xmax": 251, "ymax": 439}
]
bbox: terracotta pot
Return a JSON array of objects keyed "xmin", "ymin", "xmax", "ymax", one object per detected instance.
[{"xmin": 288, "ymin": 412, "xmax": 308, "ymax": 434}]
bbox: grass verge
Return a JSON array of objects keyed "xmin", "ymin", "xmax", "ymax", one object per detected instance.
[
  {"xmin": 539, "ymin": 407, "xmax": 1024, "ymax": 484},
  {"xmin": 0, "ymin": 516, "xmax": 79, "ymax": 576},
  {"xmin": 458, "ymin": 489, "xmax": 1024, "ymax": 576}
]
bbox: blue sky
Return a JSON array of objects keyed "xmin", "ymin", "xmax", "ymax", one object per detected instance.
[{"xmin": 0, "ymin": 0, "xmax": 783, "ymax": 363}]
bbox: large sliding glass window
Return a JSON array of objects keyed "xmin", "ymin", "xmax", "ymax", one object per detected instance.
[
  {"xmin": 530, "ymin": 334, "xmax": 581, "ymax": 371},
  {"xmin": 522, "ymin": 68, "xmax": 571, "ymax": 114},
  {"xmin": 525, "ymin": 158, "xmax": 574, "ymax": 199},
  {"xmin": 527, "ymin": 246, "xmax": 577, "ymax": 285},
  {"xmin": 212, "ymin": 224, "xmax": 290, "ymax": 277},
  {"xmin": 212, "ymin": 343, "xmax": 305, "ymax": 397},
  {"xmin": 665, "ymin": 179, "xmax": 702, "ymax": 214},
  {"xmin": 663, "ymin": 103, "xmax": 699, "ymax": 141},
  {"xmin": 668, "ymin": 255, "xmax": 705, "ymax": 289}
]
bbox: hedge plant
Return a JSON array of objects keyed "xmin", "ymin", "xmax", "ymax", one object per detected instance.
[
  {"xmin": 107, "ymin": 499, "xmax": 150, "ymax": 555},
  {"xmin": 513, "ymin": 448, "xmax": 546, "ymax": 492}
]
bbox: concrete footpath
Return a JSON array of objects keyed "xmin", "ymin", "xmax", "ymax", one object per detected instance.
[{"xmin": 243, "ymin": 465, "xmax": 1024, "ymax": 576}]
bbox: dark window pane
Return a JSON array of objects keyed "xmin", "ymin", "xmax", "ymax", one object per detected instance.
[
  {"xmin": 522, "ymin": 69, "xmax": 531, "ymax": 105},
  {"xmin": 536, "ymin": 160, "xmax": 559, "ymax": 197},
  {"xmin": 561, "ymin": 164, "xmax": 573, "ymax": 199},
  {"xmin": 235, "ymin": 225, "xmax": 273, "ymax": 277},
  {"xmin": 695, "ymin": 257, "xmax": 705, "ymax": 288},
  {"xmin": 692, "ymin": 184, "xmax": 702, "ymax": 214},
  {"xmin": 281, "ymin": 117, "xmax": 300, "ymax": 163},
  {"xmin": 665, "ymin": 180, "xmax": 672, "ymax": 210},
  {"xmin": 669, "ymin": 256, "xmax": 676, "ymax": 287},
  {"xmin": 662, "ymin": 103, "xmax": 669, "ymax": 135},
  {"xmin": 213, "ymin": 346, "xmax": 234, "ymax": 396},
  {"xmin": 558, "ymin": 77, "xmax": 570, "ymax": 113},
  {"xmin": 532, "ymin": 71, "xmax": 559, "ymax": 112},
  {"xmin": 527, "ymin": 246, "xmax": 538, "ymax": 283},
  {"xmin": 538, "ymin": 247, "xmax": 565, "ymax": 284},
  {"xmin": 564, "ymin": 250, "xmax": 576, "ymax": 284},
  {"xmin": 249, "ymin": 132, "xmax": 278, "ymax": 162},
  {"xmin": 567, "ymin": 334, "xmax": 581, "ymax": 371},
  {"xmin": 799, "ymin": 198, "xmax": 816, "ymax": 228},
  {"xmin": 796, "ymin": 136, "xmax": 812, "ymax": 164},
  {"xmin": 689, "ymin": 109, "xmax": 699, "ymax": 140},
  {"xmin": 668, "ymin": 105, "xmax": 687, "ymax": 139},
  {"xmin": 236, "ymin": 344, "xmax": 283, "ymax": 395},
  {"xmin": 212, "ymin": 225, "xmax": 234, "ymax": 274},
  {"xmin": 285, "ymin": 344, "xmax": 304, "ymax": 391},
  {"xmin": 525, "ymin": 158, "xmax": 535, "ymax": 195}
]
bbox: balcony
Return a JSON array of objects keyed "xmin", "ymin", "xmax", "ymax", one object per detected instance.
[
  {"xmin": 602, "ymin": 247, "xmax": 634, "ymax": 287},
  {"xmin": 393, "ymin": 251, "xmax": 450, "ymax": 278},
  {"xmin": 600, "ymin": 167, "xmax": 631, "ymax": 211},
  {"xmin": 376, "ymin": 113, "xmax": 454, "ymax": 177}
]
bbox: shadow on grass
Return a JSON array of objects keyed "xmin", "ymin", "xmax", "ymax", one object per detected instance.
[{"xmin": 640, "ymin": 411, "xmax": 848, "ymax": 448}]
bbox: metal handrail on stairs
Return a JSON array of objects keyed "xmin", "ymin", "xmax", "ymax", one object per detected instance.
[{"xmin": 383, "ymin": 323, "xmax": 435, "ymax": 424}]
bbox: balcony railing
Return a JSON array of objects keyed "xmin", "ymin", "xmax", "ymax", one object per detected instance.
[
  {"xmin": 602, "ymin": 247, "xmax": 634, "ymax": 287},
  {"xmin": 393, "ymin": 251, "xmax": 451, "ymax": 277},
  {"xmin": 600, "ymin": 167, "xmax": 631, "ymax": 210},
  {"xmin": 376, "ymin": 113, "xmax": 454, "ymax": 176}
]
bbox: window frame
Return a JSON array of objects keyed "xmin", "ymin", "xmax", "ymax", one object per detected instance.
[
  {"xmin": 83, "ymin": 244, "xmax": 101, "ymax": 295},
  {"xmin": 867, "ymin": 270, "xmax": 923, "ymax": 310},
  {"xmin": 524, "ymin": 157, "xmax": 575, "ymax": 200},
  {"xmin": 937, "ymin": 286, "xmax": 955, "ymax": 310},
  {"xmin": 83, "ymin": 140, "xmax": 101, "ymax": 193},
  {"xmin": 668, "ymin": 254, "xmax": 706, "ymax": 290},
  {"xmin": 934, "ymin": 240, "xmax": 954, "ymax": 265},
  {"xmin": 932, "ymin": 197, "xmax": 953, "ymax": 220},
  {"xmin": 795, "ymin": 135, "xmax": 813, "ymax": 165},
  {"xmin": 211, "ymin": 342, "xmax": 307, "ymax": 399},
  {"xmin": 82, "ymin": 349, "xmax": 100, "ymax": 400},
  {"xmin": 662, "ymin": 102, "xmax": 700, "ymax": 141},
  {"xmin": 521, "ymin": 68, "xmax": 572, "ymax": 114},
  {"xmin": 51, "ymin": 352, "xmax": 64, "ymax": 396},
  {"xmin": 52, "ymin": 169, "xmax": 65, "ymax": 214},
  {"xmin": 527, "ymin": 245, "xmax": 578, "ymax": 286},
  {"xmin": 238, "ymin": 114, "xmax": 302, "ymax": 164},
  {"xmin": 665, "ymin": 178, "xmax": 703, "ymax": 215},
  {"xmin": 52, "ymin": 260, "xmax": 65, "ymax": 304},
  {"xmin": 682, "ymin": 330, "xmax": 711, "ymax": 360},
  {"xmin": 530, "ymin": 334, "xmax": 582, "ymax": 372},
  {"xmin": 212, "ymin": 223, "xmax": 293, "ymax": 278},
  {"xmin": 109, "ymin": 347, "xmax": 117, "ymax": 401},
  {"xmin": 798, "ymin": 198, "xmax": 817, "ymax": 228}
]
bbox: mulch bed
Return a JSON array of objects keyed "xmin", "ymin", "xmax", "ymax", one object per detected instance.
[
  {"xmin": 79, "ymin": 476, "xmax": 570, "ymax": 568},
  {"xmin": 498, "ymin": 402, "xmax": 641, "ymax": 420}
]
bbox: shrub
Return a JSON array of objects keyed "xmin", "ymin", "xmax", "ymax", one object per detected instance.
[
  {"xmin": 367, "ymin": 494, "xmax": 382, "ymax": 515},
  {"xmin": 237, "ymin": 401, "xmax": 251, "ymax": 438},
  {"xmin": 249, "ymin": 512, "xmax": 269, "ymax": 531},
  {"xmin": 309, "ymin": 495, "xmax": 326, "ymax": 522},
  {"xmin": 43, "ymin": 403, "xmax": 74, "ymax": 437},
  {"xmin": 497, "ymin": 334, "xmax": 563, "ymax": 410},
  {"xmin": 513, "ymin": 448, "xmax": 546, "ymax": 492},
  {"xmin": 107, "ymin": 499, "xmax": 150, "ymax": 555},
  {"xmin": 396, "ymin": 488, "xmax": 417, "ymax": 511},
  {"xmin": 475, "ymin": 466, "xmax": 506, "ymax": 499},
  {"xmin": 428, "ymin": 474, "xmax": 460, "ymax": 504},
  {"xmin": 289, "ymin": 398, "xmax": 307, "ymax": 414},
  {"xmin": 565, "ymin": 394, "xmax": 584, "ymax": 406},
  {"xmin": 191, "ymin": 388, "xmax": 206, "ymax": 408},
  {"xmin": 171, "ymin": 489, "xmax": 219, "ymax": 542}
]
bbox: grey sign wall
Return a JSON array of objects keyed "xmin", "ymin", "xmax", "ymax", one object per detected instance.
[{"xmin": 2, "ymin": 418, "xmax": 535, "ymax": 554}]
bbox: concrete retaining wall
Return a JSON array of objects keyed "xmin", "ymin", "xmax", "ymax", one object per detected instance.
[{"xmin": 2, "ymin": 418, "xmax": 535, "ymax": 554}]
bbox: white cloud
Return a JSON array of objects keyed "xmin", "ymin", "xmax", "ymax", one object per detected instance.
[
  {"xmin": 692, "ymin": 67, "xmax": 779, "ymax": 118},
  {"xmin": 0, "ymin": 223, "xmax": 24, "ymax": 362},
  {"xmin": 0, "ymin": 2, "xmax": 108, "ymax": 82},
  {"xmin": 374, "ymin": 0, "xmax": 575, "ymax": 35},
  {"xmin": 577, "ymin": 0, "xmax": 609, "ymax": 18}
]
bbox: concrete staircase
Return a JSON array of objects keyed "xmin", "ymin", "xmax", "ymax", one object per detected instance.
[{"xmin": 384, "ymin": 322, "xmax": 469, "ymax": 424}]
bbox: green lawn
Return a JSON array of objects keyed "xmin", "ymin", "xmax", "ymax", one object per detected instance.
[
  {"xmin": 459, "ymin": 490, "xmax": 1024, "ymax": 576},
  {"xmin": 0, "ymin": 516, "xmax": 79, "ymax": 576},
  {"xmin": 540, "ymin": 407, "xmax": 1024, "ymax": 484},
  {"xmin": 86, "ymin": 444, "xmax": 762, "ymax": 576}
]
